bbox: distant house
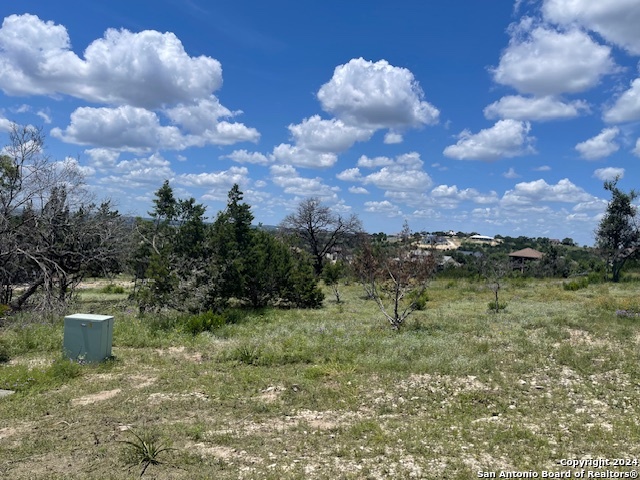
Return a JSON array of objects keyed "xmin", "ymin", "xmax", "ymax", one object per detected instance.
[
  {"xmin": 508, "ymin": 247, "xmax": 544, "ymax": 272},
  {"xmin": 467, "ymin": 234, "xmax": 503, "ymax": 247}
]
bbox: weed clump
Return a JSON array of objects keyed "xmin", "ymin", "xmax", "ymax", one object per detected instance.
[
  {"xmin": 182, "ymin": 310, "xmax": 226, "ymax": 335},
  {"xmin": 563, "ymin": 277, "xmax": 590, "ymax": 291},
  {"xmin": 488, "ymin": 300, "xmax": 507, "ymax": 312},
  {"xmin": 119, "ymin": 428, "xmax": 175, "ymax": 478},
  {"xmin": 100, "ymin": 284, "xmax": 126, "ymax": 294}
]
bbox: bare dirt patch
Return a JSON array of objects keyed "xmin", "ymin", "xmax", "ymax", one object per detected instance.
[
  {"xmin": 155, "ymin": 346, "xmax": 203, "ymax": 363},
  {"xmin": 148, "ymin": 391, "xmax": 209, "ymax": 404},
  {"xmin": 566, "ymin": 328, "xmax": 612, "ymax": 348},
  {"xmin": 71, "ymin": 388, "xmax": 121, "ymax": 406}
]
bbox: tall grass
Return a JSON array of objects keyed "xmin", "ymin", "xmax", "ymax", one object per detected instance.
[{"xmin": 1, "ymin": 279, "xmax": 640, "ymax": 478}]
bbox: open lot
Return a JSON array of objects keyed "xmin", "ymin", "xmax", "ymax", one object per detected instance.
[{"xmin": 1, "ymin": 278, "xmax": 640, "ymax": 479}]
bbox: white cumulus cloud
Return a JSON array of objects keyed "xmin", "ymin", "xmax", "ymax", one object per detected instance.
[
  {"xmin": 603, "ymin": 78, "xmax": 640, "ymax": 124},
  {"xmin": 384, "ymin": 132, "xmax": 403, "ymax": 144},
  {"xmin": 360, "ymin": 152, "xmax": 433, "ymax": 193},
  {"xmin": 270, "ymin": 164, "xmax": 339, "ymax": 199},
  {"xmin": 222, "ymin": 150, "xmax": 271, "ymax": 165},
  {"xmin": 542, "ymin": 0, "xmax": 640, "ymax": 55},
  {"xmin": 491, "ymin": 21, "xmax": 616, "ymax": 96},
  {"xmin": 364, "ymin": 200, "xmax": 403, "ymax": 217},
  {"xmin": 0, "ymin": 14, "xmax": 221, "ymax": 108},
  {"xmin": 0, "ymin": 14, "xmax": 258, "ymax": 151},
  {"xmin": 317, "ymin": 58, "xmax": 439, "ymax": 129},
  {"xmin": 484, "ymin": 95, "xmax": 590, "ymax": 121},
  {"xmin": 357, "ymin": 155, "xmax": 394, "ymax": 169},
  {"xmin": 593, "ymin": 167, "xmax": 625, "ymax": 181},
  {"xmin": 501, "ymin": 178, "xmax": 596, "ymax": 208},
  {"xmin": 272, "ymin": 143, "xmax": 337, "ymax": 168},
  {"xmin": 575, "ymin": 127, "xmax": 620, "ymax": 160},
  {"xmin": 288, "ymin": 115, "xmax": 373, "ymax": 153},
  {"xmin": 443, "ymin": 119, "xmax": 535, "ymax": 161}
]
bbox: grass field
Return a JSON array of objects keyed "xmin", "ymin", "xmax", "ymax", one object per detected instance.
[{"xmin": 1, "ymin": 278, "xmax": 640, "ymax": 479}]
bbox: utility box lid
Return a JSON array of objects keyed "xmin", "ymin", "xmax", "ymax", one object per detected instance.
[
  {"xmin": 65, "ymin": 313, "xmax": 113, "ymax": 321},
  {"xmin": 63, "ymin": 314, "xmax": 114, "ymax": 363}
]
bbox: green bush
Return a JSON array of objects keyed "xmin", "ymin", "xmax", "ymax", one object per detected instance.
[
  {"xmin": 488, "ymin": 300, "xmax": 507, "ymax": 312},
  {"xmin": 563, "ymin": 276, "xmax": 590, "ymax": 291},
  {"xmin": 182, "ymin": 310, "xmax": 226, "ymax": 335},
  {"xmin": 100, "ymin": 284, "xmax": 126, "ymax": 294},
  {"xmin": 409, "ymin": 289, "xmax": 430, "ymax": 311},
  {"xmin": 0, "ymin": 338, "xmax": 10, "ymax": 363},
  {"xmin": 48, "ymin": 357, "xmax": 83, "ymax": 380}
]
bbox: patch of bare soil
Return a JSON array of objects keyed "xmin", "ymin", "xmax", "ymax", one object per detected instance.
[
  {"xmin": 186, "ymin": 442, "xmax": 263, "ymax": 465},
  {"xmin": 400, "ymin": 373, "xmax": 492, "ymax": 393},
  {"xmin": 76, "ymin": 279, "xmax": 134, "ymax": 290},
  {"xmin": 566, "ymin": 328, "xmax": 612, "ymax": 348},
  {"xmin": 148, "ymin": 391, "xmax": 209, "ymax": 403},
  {"xmin": 256, "ymin": 385, "xmax": 286, "ymax": 403},
  {"xmin": 128, "ymin": 374, "xmax": 157, "ymax": 389},
  {"xmin": 155, "ymin": 346, "xmax": 203, "ymax": 363},
  {"xmin": 71, "ymin": 388, "xmax": 121, "ymax": 406},
  {"xmin": 8, "ymin": 357, "xmax": 51, "ymax": 368}
]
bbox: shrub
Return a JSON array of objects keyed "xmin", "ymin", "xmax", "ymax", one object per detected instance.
[
  {"xmin": 100, "ymin": 284, "xmax": 126, "ymax": 294},
  {"xmin": 283, "ymin": 258, "xmax": 324, "ymax": 308},
  {"xmin": 488, "ymin": 300, "xmax": 507, "ymax": 312},
  {"xmin": 0, "ymin": 338, "xmax": 10, "ymax": 363},
  {"xmin": 563, "ymin": 277, "xmax": 590, "ymax": 291},
  {"xmin": 120, "ymin": 428, "xmax": 175, "ymax": 478},
  {"xmin": 48, "ymin": 357, "xmax": 83, "ymax": 380},
  {"xmin": 182, "ymin": 310, "xmax": 226, "ymax": 335},
  {"xmin": 408, "ymin": 289, "xmax": 430, "ymax": 311}
]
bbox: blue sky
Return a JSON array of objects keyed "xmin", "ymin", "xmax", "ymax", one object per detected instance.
[{"xmin": 1, "ymin": 1, "xmax": 639, "ymax": 246}]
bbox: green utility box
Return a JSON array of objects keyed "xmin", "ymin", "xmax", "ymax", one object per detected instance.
[{"xmin": 63, "ymin": 314, "xmax": 114, "ymax": 363}]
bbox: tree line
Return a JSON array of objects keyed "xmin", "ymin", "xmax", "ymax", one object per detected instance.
[{"xmin": 1, "ymin": 124, "xmax": 638, "ymax": 329}]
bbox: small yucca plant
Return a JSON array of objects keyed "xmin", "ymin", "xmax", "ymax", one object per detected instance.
[{"xmin": 119, "ymin": 428, "xmax": 175, "ymax": 478}]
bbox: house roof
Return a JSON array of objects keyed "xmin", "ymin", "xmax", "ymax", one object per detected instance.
[
  {"xmin": 469, "ymin": 234, "xmax": 494, "ymax": 241},
  {"xmin": 508, "ymin": 247, "xmax": 544, "ymax": 259}
]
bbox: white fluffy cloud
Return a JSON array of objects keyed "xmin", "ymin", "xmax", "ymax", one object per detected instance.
[
  {"xmin": 0, "ymin": 14, "xmax": 258, "ymax": 151},
  {"xmin": 575, "ymin": 127, "xmax": 620, "ymax": 160},
  {"xmin": 223, "ymin": 150, "xmax": 271, "ymax": 165},
  {"xmin": 270, "ymin": 164, "xmax": 339, "ymax": 199},
  {"xmin": 364, "ymin": 200, "xmax": 403, "ymax": 217},
  {"xmin": 97, "ymin": 153, "xmax": 174, "ymax": 188},
  {"xmin": 384, "ymin": 132, "xmax": 403, "ymax": 144},
  {"xmin": 542, "ymin": 0, "xmax": 640, "ymax": 55},
  {"xmin": 633, "ymin": 138, "xmax": 640, "ymax": 157},
  {"xmin": 177, "ymin": 166, "xmax": 249, "ymax": 188},
  {"xmin": 52, "ymin": 106, "xmax": 184, "ymax": 151},
  {"xmin": 340, "ymin": 152, "xmax": 433, "ymax": 195},
  {"xmin": 503, "ymin": 167, "xmax": 521, "ymax": 179},
  {"xmin": 348, "ymin": 186, "xmax": 369, "ymax": 194},
  {"xmin": 501, "ymin": 178, "xmax": 596, "ymax": 208},
  {"xmin": 317, "ymin": 58, "xmax": 439, "ymax": 129},
  {"xmin": 336, "ymin": 168, "xmax": 361, "ymax": 182},
  {"xmin": 357, "ymin": 155, "xmax": 394, "ymax": 169},
  {"xmin": 85, "ymin": 148, "xmax": 121, "ymax": 170},
  {"xmin": 272, "ymin": 143, "xmax": 337, "ymax": 168},
  {"xmin": 52, "ymin": 105, "xmax": 259, "ymax": 152},
  {"xmin": 484, "ymin": 95, "xmax": 590, "ymax": 121},
  {"xmin": 443, "ymin": 119, "xmax": 535, "ymax": 161},
  {"xmin": 491, "ymin": 21, "xmax": 616, "ymax": 96},
  {"xmin": 288, "ymin": 115, "xmax": 373, "ymax": 152},
  {"xmin": 0, "ymin": 14, "xmax": 220, "ymax": 108},
  {"xmin": 593, "ymin": 167, "xmax": 625, "ymax": 181},
  {"xmin": 430, "ymin": 185, "xmax": 499, "ymax": 207},
  {"xmin": 603, "ymin": 78, "xmax": 640, "ymax": 124}
]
